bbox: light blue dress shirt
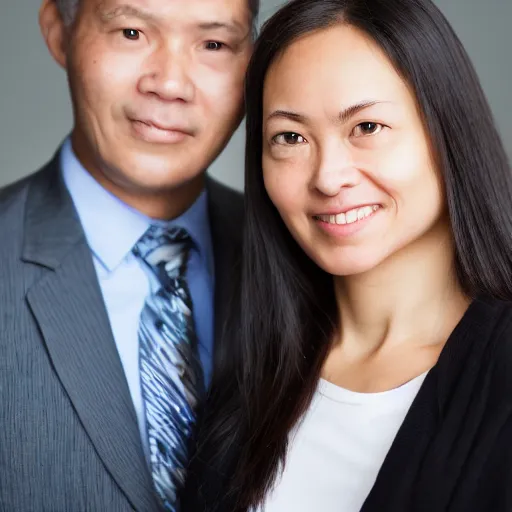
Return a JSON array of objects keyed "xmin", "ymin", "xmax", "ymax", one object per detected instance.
[{"xmin": 60, "ymin": 138, "xmax": 215, "ymax": 461}]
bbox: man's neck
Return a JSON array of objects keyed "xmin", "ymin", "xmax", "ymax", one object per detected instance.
[{"xmin": 88, "ymin": 171, "xmax": 205, "ymax": 221}]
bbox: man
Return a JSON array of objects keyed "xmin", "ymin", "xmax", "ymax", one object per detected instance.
[{"xmin": 0, "ymin": 0, "xmax": 257, "ymax": 510}]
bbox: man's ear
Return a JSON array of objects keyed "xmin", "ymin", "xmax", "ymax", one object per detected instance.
[{"xmin": 39, "ymin": 0, "xmax": 69, "ymax": 69}]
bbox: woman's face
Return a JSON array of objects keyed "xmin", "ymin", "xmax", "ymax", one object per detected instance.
[{"xmin": 262, "ymin": 24, "xmax": 446, "ymax": 276}]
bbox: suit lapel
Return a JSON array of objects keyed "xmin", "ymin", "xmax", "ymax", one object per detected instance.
[{"xmin": 23, "ymin": 157, "xmax": 160, "ymax": 512}]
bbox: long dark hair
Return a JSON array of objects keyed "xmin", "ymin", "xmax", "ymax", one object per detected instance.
[{"xmin": 199, "ymin": 0, "xmax": 512, "ymax": 509}]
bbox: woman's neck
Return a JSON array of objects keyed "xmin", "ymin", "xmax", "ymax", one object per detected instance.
[{"xmin": 324, "ymin": 221, "xmax": 470, "ymax": 391}]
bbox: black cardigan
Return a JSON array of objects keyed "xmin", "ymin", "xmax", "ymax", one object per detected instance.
[{"xmin": 182, "ymin": 296, "xmax": 512, "ymax": 511}]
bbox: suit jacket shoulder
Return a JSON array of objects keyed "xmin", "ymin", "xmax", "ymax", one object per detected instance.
[
  {"xmin": 0, "ymin": 167, "xmax": 35, "ymax": 232},
  {"xmin": 0, "ymin": 162, "xmax": 58, "ymax": 279}
]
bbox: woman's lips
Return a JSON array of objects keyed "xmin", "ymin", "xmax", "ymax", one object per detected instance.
[{"xmin": 314, "ymin": 205, "xmax": 382, "ymax": 238}]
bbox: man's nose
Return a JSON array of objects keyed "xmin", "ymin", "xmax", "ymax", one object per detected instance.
[{"xmin": 138, "ymin": 44, "xmax": 195, "ymax": 102}]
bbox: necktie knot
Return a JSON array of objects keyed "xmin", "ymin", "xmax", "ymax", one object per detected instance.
[{"xmin": 133, "ymin": 225, "xmax": 193, "ymax": 285}]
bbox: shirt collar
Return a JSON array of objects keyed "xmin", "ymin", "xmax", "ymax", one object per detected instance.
[{"xmin": 60, "ymin": 137, "xmax": 213, "ymax": 273}]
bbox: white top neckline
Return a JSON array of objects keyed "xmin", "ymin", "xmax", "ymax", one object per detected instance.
[{"xmin": 318, "ymin": 371, "xmax": 430, "ymax": 405}]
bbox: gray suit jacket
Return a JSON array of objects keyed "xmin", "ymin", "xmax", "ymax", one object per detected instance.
[{"xmin": 0, "ymin": 149, "xmax": 243, "ymax": 511}]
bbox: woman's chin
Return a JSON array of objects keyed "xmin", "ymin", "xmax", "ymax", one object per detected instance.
[{"xmin": 311, "ymin": 251, "xmax": 385, "ymax": 278}]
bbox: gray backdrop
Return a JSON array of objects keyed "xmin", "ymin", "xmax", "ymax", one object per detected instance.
[{"xmin": 1, "ymin": 0, "xmax": 510, "ymax": 191}]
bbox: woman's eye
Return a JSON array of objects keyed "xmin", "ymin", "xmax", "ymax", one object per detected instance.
[
  {"xmin": 205, "ymin": 41, "xmax": 225, "ymax": 51},
  {"xmin": 352, "ymin": 122, "xmax": 384, "ymax": 137},
  {"xmin": 273, "ymin": 132, "xmax": 306, "ymax": 145},
  {"xmin": 122, "ymin": 28, "xmax": 140, "ymax": 40}
]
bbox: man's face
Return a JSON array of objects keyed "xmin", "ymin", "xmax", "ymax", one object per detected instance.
[{"xmin": 53, "ymin": 0, "xmax": 252, "ymax": 202}]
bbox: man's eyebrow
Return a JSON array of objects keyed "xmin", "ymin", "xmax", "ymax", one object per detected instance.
[
  {"xmin": 196, "ymin": 21, "xmax": 248, "ymax": 37},
  {"xmin": 96, "ymin": 5, "xmax": 248, "ymax": 36},
  {"xmin": 97, "ymin": 4, "xmax": 156, "ymax": 23}
]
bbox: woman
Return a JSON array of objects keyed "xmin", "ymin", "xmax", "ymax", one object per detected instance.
[{"xmin": 181, "ymin": 0, "xmax": 512, "ymax": 510}]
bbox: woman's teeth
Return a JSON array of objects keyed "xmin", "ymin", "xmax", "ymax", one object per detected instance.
[{"xmin": 316, "ymin": 205, "xmax": 380, "ymax": 225}]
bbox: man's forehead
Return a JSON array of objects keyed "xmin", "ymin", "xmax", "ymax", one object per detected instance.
[{"xmin": 91, "ymin": 0, "xmax": 252, "ymax": 23}]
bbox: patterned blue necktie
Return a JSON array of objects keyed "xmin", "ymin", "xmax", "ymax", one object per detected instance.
[{"xmin": 133, "ymin": 224, "xmax": 204, "ymax": 511}]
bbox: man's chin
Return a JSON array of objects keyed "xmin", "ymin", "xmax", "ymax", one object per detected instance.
[{"xmin": 109, "ymin": 161, "xmax": 205, "ymax": 191}]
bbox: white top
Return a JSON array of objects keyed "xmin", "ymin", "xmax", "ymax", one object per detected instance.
[{"xmin": 256, "ymin": 372, "xmax": 428, "ymax": 512}]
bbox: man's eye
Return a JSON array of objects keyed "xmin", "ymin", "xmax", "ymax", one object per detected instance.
[
  {"xmin": 205, "ymin": 41, "xmax": 225, "ymax": 51},
  {"xmin": 122, "ymin": 29, "xmax": 140, "ymax": 40},
  {"xmin": 352, "ymin": 122, "xmax": 384, "ymax": 137},
  {"xmin": 273, "ymin": 132, "xmax": 306, "ymax": 145}
]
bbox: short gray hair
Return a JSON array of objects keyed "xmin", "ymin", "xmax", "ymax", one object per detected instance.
[
  {"xmin": 55, "ymin": 0, "xmax": 79, "ymax": 26},
  {"xmin": 248, "ymin": 0, "xmax": 261, "ymax": 26},
  {"xmin": 56, "ymin": 0, "xmax": 260, "ymax": 31}
]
